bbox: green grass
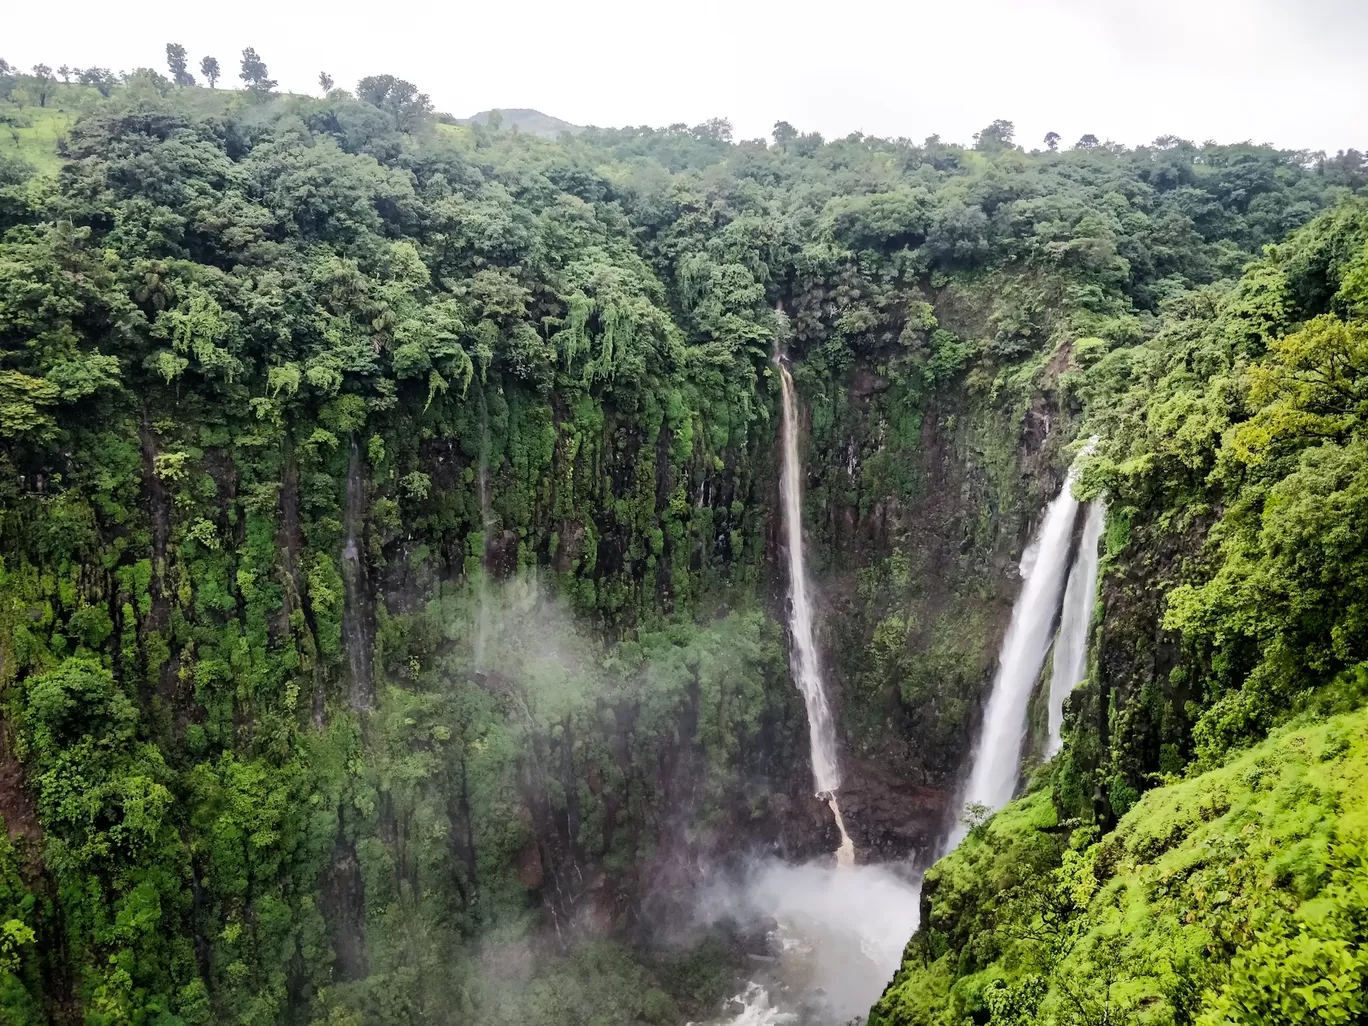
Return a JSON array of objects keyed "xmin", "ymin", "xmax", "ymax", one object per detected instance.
[
  {"xmin": 872, "ymin": 703, "xmax": 1368, "ymax": 1025},
  {"xmin": 0, "ymin": 103, "xmax": 76, "ymax": 175}
]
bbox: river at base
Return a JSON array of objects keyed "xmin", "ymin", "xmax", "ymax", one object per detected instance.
[{"xmin": 690, "ymin": 856, "xmax": 922, "ymax": 1026}]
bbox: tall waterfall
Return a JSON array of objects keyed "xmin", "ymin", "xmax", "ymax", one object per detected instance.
[
  {"xmin": 949, "ymin": 454, "xmax": 1090, "ymax": 843},
  {"xmin": 1046, "ymin": 499, "xmax": 1105, "ymax": 757},
  {"xmin": 775, "ymin": 353, "xmax": 853, "ymax": 864},
  {"xmin": 776, "ymin": 356, "xmax": 840, "ymax": 795}
]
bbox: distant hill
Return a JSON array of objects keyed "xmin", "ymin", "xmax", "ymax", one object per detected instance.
[{"xmin": 456, "ymin": 108, "xmax": 583, "ymax": 138}]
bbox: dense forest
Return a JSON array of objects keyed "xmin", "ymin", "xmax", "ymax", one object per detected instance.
[{"xmin": 0, "ymin": 46, "xmax": 1366, "ymax": 1026}]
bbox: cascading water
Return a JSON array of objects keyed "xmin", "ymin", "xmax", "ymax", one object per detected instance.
[
  {"xmin": 473, "ymin": 393, "xmax": 495, "ymax": 673},
  {"xmin": 341, "ymin": 437, "xmax": 374, "ymax": 710},
  {"xmin": 948, "ymin": 446, "xmax": 1093, "ymax": 845},
  {"xmin": 696, "ymin": 353, "xmax": 924, "ymax": 1026},
  {"xmin": 1046, "ymin": 499, "xmax": 1105, "ymax": 757},
  {"xmin": 775, "ymin": 353, "xmax": 848, "ymax": 853},
  {"xmin": 694, "ymin": 861, "xmax": 922, "ymax": 1026}
]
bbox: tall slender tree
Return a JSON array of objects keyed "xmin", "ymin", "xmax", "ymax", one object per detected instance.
[
  {"xmin": 239, "ymin": 48, "xmax": 276, "ymax": 91},
  {"xmin": 31, "ymin": 64, "xmax": 53, "ymax": 106},
  {"xmin": 57, "ymin": 64, "xmax": 71, "ymax": 83},
  {"xmin": 1044, "ymin": 131, "xmax": 1060, "ymax": 151},
  {"xmin": 200, "ymin": 56, "xmax": 220, "ymax": 89},
  {"xmin": 318, "ymin": 71, "xmax": 334, "ymax": 94},
  {"xmin": 165, "ymin": 43, "xmax": 194, "ymax": 87}
]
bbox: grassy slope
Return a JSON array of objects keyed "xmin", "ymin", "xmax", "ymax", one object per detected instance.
[
  {"xmin": 458, "ymin": 108, "xmax": 582, "ymax": 137},
  {"xmin": 871, "ymin": 702, "xmax": 1368, "ymax": 1025},
  {"xmin": 0, "ymin": 81, "xmax": 276, "ymax": 174},
  {"xmin": 0, "ymin": 103, "xmax": 76, "ymax": 175}
]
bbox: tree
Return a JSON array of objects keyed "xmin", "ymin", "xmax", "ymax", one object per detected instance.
[
  {"xmin": 57, "ymin": 64, "xmax": 71, "ymax": 83},
  {"xmin": 772, "ymin": 121, "xmax": 797, "ymax": 149},
  {"xmin": 239, "ymin": 48, "xmax": 275, "ymax": 91},
  {"xmin": 1045, "ymin": 131, "xmax": 1060, "ymax": 151},
  {"xmin": 200, "ymin": 55, "xmax": 219, "ymax": 89},
  {"xmin": 0, "ymin": 59, "xmax": 11, "ymax": 76},
  {"xmin": 318, "ymin": 71, "xmax": 334, "ymax": 94},
  {"xmin": 77, "ymin": 67, "xmax": 115, "ymax": 96},
  {"xmin": 690, "ymin": 117, "xmax": 733, "ymax": 144},
  {"xmin": 166, "ymin": 43, "xmax": 194, "ymax": 87},
  {"xmin": 31, "ymin": 64, "xmax": 53, "ymax": 107},
  {"xmin": 487, "ymin": 109, "xmax": 503, "ymax": 131},
  {"xmin": 355, "ymin": 74, "xmax": 433, "ymax": 128},
  {"xmin": 1076, "ymin": 134, "xmax": 1100, "ymax": 149},
  {"xmin": 973, "ymin": 119, "xmax": 1015, "ymax": 152}
]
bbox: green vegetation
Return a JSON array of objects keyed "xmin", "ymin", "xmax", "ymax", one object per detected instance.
[
  {"xmin": 874, "ymin": 172, "xmax": 1368, "ymax": 1026},
  {"xmin": 0, "ymin": 94, "xmax": 77, "ymax": 174},
  {"xmin": 0, "ymin": 50, "xmax": 1365, "ymax": 1026},
  {"xmin": 457, "ymin": 109, "xmax": 583, "ymax": 138},
  {"xmin": 873, "ymin": 705, "xmax": 1368, "ymax": 1025}
]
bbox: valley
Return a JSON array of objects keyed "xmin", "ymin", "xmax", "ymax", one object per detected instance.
[{"xmin": 0, "ymin": 54, "xmax": 1365, "ymax": 1026}]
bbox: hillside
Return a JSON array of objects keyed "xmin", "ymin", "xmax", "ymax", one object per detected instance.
[
  {"xmin": 456, "ymin": 107, "xmax": 582, "ymax": 137},
  {"xmin": 874, "ymin": 703, "xmax": 1368, "ymax": 1025},
  {"xmin": 873, "ymin": 150, "xmax": 1368, "ymax": 1026}
]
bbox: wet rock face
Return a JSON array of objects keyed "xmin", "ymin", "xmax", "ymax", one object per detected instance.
[{"xmin": 835, "ymin": 757, "xmax": 950, "ymax": 865}]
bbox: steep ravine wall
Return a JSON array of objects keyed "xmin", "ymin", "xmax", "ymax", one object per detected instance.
[
  {"xmin": 0, "ymin": 344, "xmax": 1071, "ymax": 1022},
  {"xmin": 788, "ymin": 350, "xmax": 1073, "ymax": 859}
]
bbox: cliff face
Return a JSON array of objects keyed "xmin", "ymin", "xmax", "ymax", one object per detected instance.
[
  {"xmin": 0, "ymin": 317, "xmax": 1066, "ymax": 1024},
  {"xmin": 793, "ymin": 321, "xmax": 1074, "ymax": 858}
]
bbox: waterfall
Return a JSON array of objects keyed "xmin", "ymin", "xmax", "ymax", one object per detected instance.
[
  {"xmin": 949, "ymin": 449, "xmax": 1093, "ymax": 843},
  {"xmin": 341, "ymin": 437, "xmax": 373, "ymax": 710},
  {"xmin": 775, "ymin": 353, "xmax": 853, "ymax": 863},
  {"xmin": 474, "ymin": 393, "xmax": 494, "ymax": 672},
  {"xmin": 697, "ymin": 352, "xmax": 928, "ymax": 1026},
  {"xmin": 1046, "ymin": 499, "xmax": 1105, "ymax": 757}
]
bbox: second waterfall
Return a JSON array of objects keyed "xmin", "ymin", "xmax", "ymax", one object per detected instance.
[
  {"xmin": 948, "ymin": 443, "xmax": 1099, "ymax": 847},
  {"xmin": 776, "ymin": 352, "xmax": 853, "ymax": 866}
]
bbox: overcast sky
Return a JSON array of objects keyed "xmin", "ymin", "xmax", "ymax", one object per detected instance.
[{"xmin": 6, "ymin": 0, "xmax": 1366, "ymax": 153}]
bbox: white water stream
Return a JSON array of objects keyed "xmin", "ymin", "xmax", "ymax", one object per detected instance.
[
  {"xmin": 473, "ymin": 394, "xmax": 495, "ymax": 672},
  {"xmin": 776, "ymin": 355, "xmax": 842, "ymax": 801},
  {"xmin": 948, "ymin": 443, "xmax": 1095, "ymax": 846},
  {"xmin": 695, "ymin": 354, "xmax": 920, "ymax": 1026},
  {"xmin": 1046, "ymin": 499, "xmax": 1104, "ymax": 757}
]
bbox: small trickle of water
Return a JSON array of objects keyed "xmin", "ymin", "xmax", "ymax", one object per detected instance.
[
  {"xmin": 1046, "ymin": 499, "xmax": 1105, "ymax": 756},
  {"xmin": 341, "ymin": 437, "xmax": 373, "ymax": 710},
  {"xmin": 827, "ymin": 796, "xmax": 854, "ymax": 869},
  {"xmin": 474, "ymin": 394, "xmax": 495, "ymax": 672},
  {"xmin": 949, "ymin": 442, "xmax": 1095, "ymax": 844}
]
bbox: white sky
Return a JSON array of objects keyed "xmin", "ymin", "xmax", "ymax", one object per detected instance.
[{"xmin": 6, "ymin": 0, "xmax": 1366, "ymax": 153}]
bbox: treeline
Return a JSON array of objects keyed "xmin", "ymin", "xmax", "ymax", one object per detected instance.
[{"xmin": 0, "ymin": 44, "xmax": 434, "ymax": 115}]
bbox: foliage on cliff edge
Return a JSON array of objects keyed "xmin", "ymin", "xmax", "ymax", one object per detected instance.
[{"xmin": 873, "ymin": 196, "xmax": 1368, "ymax": 1026}]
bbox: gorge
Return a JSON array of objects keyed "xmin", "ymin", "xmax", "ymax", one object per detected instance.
[{"xmin": 0, "ymin": 58, "xmax": 1366, "ymax": 1026}]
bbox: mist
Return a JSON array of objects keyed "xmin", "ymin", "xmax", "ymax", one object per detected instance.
[{"xmin": 692, "ymin": 858, "xmax": 922, "ymax": 1024}]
